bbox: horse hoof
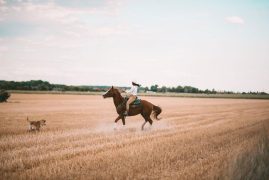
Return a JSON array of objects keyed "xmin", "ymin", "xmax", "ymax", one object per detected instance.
[{"xmin": 114, "ymin": 122, "xmax": 118, "ymax": 128}]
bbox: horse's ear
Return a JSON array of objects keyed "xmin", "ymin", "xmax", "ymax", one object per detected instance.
[{"xmin": 112, "ymin": 86, "xmax": 114, "ymax": 89}]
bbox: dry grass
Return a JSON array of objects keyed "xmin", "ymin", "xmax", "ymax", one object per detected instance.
[
  {"xmin": 221, "ymin": 124, "xmax": 269, "ymax": 180},
  {"xmin": 0, "ymin": 94, "xmax": 269, "ymax": 179}
]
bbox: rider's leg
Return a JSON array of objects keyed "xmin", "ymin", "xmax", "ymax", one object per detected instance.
[{"xmin": 125, "ymin": 95, "xmax": 136, "ymax": 115}]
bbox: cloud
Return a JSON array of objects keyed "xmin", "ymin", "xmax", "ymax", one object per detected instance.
[
  {"xmin": 225, "ymin": 16, "xmax": 245, "ymax": 25},
  {"xmin": 0, "ymin": 0, "xmax": 131, "ymax": 39},
  {"xmin": 0, "ymin": 45, "xmax": 8, "ymax": 58},
  {"xmin": 0, "ymin": 2, "xmax": 86, "ymax": 25},
  {"xmin": 0, "ymin": 0, "xmax": 6, "ymax": 5},
  {"xmin": 0, "ymin": 0, "xmax": 125, "ymax": 23}
]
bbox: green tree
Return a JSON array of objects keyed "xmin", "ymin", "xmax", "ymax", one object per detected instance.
[
  {"xmin": 144, "ymin": 87, "xmax": 149, "ymax": 92},
  {"xmin": 176, "ymin": 85, "xmax": 184, "ymax": 93},
  {"xmin": 150, "ymin": 84, "xmax": 158, "ymax": 92},
  {"xmin": 159, "ymin": 86, "xmax": 167, "ymax": 93},
  {"xmin": 211, "ymin": 89, "xmax": 217, "ymax": 94}
]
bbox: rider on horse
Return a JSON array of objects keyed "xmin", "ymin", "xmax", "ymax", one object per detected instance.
[
  {"xmin": 102, "ymin": 84, "xmax": 162, "ymax": 130},
  {"xmin": 123, "ymin": 81, "xmax": 141, "ymax": 116}
]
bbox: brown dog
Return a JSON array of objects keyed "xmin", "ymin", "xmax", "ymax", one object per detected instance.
[{"xmin": 27, "ymin": 117, "xmax": 46, "ymax": 131}]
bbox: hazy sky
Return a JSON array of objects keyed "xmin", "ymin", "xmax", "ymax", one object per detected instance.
[{"xmin": 0, "ymin": 0, "xmax": 269, "ymax": 92}]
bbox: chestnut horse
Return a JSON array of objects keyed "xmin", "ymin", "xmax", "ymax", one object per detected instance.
[{"xmin": 103, "ymin": 86, "xmax": 162, "ymax": 130}]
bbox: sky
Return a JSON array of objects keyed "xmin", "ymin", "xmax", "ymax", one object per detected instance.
[{"xmin": 0, "ymin": 0, "xmax": 269, "ymax": 92}]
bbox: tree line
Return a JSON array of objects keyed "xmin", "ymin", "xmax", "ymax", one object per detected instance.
[
  {"xmin": 144, "ymin": 84, "xmax": 267, "ymax": 95},
  {"xmin": 0, "ymin": 80, "xmax": 109, "ymax": 92},
  {"xmin": 144, "ymin": 84, "xmax": 225, "ymax": 94},
  {"xmin": 0, "ymin": 80, "xmax": 267, "ymax": 95}
]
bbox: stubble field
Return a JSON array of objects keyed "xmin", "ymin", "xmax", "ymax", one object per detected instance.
[{"xmin": 0, "ymin": 94, "xmax": 269, "ymax": 179}]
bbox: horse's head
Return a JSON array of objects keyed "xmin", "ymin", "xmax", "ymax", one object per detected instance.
[{"xmin": 103, "ymin": 86, "xmax": 116, "ymax": 98}]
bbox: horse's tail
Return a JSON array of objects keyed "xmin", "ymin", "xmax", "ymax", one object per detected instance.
[{"xmin": 152, "ymin": 105, "xmax": 162, "ymax": 120}]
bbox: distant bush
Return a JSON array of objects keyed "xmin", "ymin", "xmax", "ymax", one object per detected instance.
[{"xmin": 0, "ymin": 90, "xmax": 10, "ymax": 102}]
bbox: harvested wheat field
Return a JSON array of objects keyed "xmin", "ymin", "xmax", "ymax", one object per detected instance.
[{"xmin": 0, "ymin": 94, "xmax": 269, "ymax": 179}]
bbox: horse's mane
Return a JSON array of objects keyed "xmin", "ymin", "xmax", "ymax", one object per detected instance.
[
  {"xmin": 113, "ymin": 87, "xmax": 124, "ymax": 93},
  {"xmin": 111, "ymin": 87, "xmax": 124, "ymax": 102}
]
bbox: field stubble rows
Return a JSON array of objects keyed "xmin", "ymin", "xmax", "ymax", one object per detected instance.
[{"xmin": 0, "ymin": 94, "xmax": 269, "ymax": 179}]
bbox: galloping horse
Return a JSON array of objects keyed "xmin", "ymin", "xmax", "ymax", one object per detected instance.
[{"xmin": 103, "ymin": 86, "xmax": 162, "ymax": 130}]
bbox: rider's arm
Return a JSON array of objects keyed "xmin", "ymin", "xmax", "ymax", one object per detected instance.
[
  {"xmin": 126, "ymin": 86, "xmax": 134, "ymax": 94},
  {"xmin": 127, "ymin": 86, "xmax": 138, "ymax": 95}
]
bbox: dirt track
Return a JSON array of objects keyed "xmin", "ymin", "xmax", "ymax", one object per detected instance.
[{"xmin": 0, "ymin": 94, "xmax": 269, "ymax": 179}]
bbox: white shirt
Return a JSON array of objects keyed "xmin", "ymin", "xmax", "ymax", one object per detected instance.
[{"xmin": 126, "ymin": 85, "xmax": 138, "ymax": 96}]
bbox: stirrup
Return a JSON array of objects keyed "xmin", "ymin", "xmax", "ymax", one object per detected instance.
[{"xmin": 123, "ymin": 111, "xmax": 128, "ymax": 116}]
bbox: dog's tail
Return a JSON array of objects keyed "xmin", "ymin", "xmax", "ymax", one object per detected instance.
[{"xmin": 27, "ymin": 116, "xmax": 30, "ymax": 122}]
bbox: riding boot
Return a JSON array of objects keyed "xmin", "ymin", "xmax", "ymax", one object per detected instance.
[{"xmin": 123, "ymin": 110, "xmax": 128, "ymax": 116}]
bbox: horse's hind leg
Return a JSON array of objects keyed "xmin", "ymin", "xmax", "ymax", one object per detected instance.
[
  {"xmin": 141, "ymin": 121, "xmax": 147, "ymax": 130},
  {"xmin": 146, "ymin": 117, "xmax": 153, "ymax": 130},
  {"xmin": 147, "ymin": 117, "xmax": 153, "ymax": 125},
  {"xmin": 141, "ymin": 114, "xmax": 153, "ymax": 130}
]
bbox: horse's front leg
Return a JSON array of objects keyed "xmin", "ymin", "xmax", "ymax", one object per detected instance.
[
  {"xmin": 121, "ymin": 116, "xmax": 126, "ymax": 126},
  {"xmin": 114, "ymin": 115, "xmax": 121, "ymax": 130}
]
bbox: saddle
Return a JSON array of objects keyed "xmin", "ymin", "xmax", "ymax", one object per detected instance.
[
  {"xmin": 116, "ymin": 97, "xmax": 142, "ymax": 114},
  {"xmin": 124, "ymin": 97, "xmax": 141, "ymax": 106}
]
